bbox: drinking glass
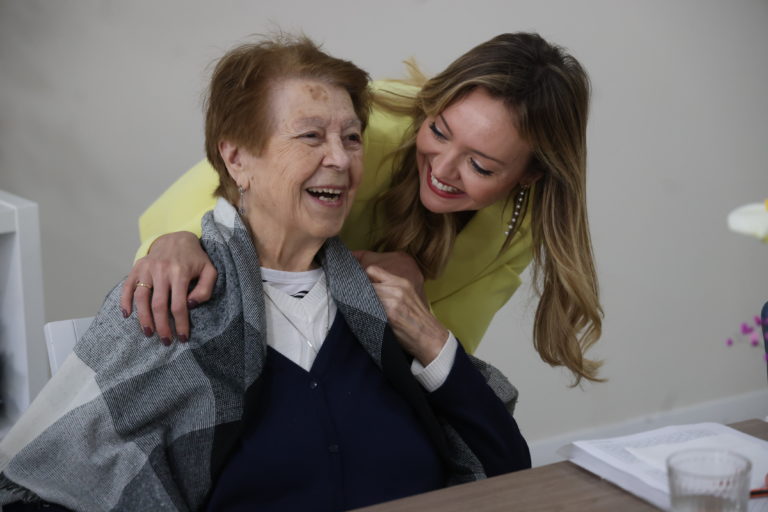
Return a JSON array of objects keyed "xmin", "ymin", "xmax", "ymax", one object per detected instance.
[{"xmin": 667, "ymin": 449, "xmax": 751, "ymax": 512}]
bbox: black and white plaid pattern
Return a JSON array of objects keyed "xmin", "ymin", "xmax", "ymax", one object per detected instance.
[{"xmin": 0, "ymin": 199, "xmax": 519, "ymax": 510}]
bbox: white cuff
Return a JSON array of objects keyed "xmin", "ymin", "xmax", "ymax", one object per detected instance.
[{"xmin": 410, "ymin": 333, "xmax": 458, "ymax": 392}]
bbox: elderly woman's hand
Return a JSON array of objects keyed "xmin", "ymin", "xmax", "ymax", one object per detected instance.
[
  {"xmin": 119, "ymin": 231, "xmax": 217, "ymax": 344},
  {"xmin": 353, "ymin": 250, "xmax": 427, "ymax": 304},
  {"xmin": 364, "ymin": 264, "xmax": 448, "ymax": 366}
]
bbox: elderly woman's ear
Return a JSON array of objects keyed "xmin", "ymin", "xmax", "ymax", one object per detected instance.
[{"xmin": 218, "ymin": 140, "xmax": 251, "ymax": 190}]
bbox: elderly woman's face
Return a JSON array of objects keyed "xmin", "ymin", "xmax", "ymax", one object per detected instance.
[{"xmin": 238, "ymin": 79, "xmax": 363, "ymax": 242}]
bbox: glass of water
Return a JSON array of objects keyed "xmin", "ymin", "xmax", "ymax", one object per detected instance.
[{"xmin": 667, "ymin": 449, "xmax": 751, "ymax": 512}]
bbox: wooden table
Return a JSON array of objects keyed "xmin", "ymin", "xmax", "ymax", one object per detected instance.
[{"xmin": 352, "ymin": 419, "xmax": 768, "ymax": 512}]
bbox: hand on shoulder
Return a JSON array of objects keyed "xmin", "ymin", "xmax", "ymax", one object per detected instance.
[{"xmin": 120, "ymin": 231, "xmax": 217, "ymax": 344}]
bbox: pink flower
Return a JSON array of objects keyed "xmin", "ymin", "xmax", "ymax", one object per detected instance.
[{"xmin": 741, "ymin": 322, "xmax": 754, "ymax": 335}]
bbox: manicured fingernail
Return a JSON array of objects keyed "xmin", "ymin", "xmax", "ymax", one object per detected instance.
[
  {"xmin": 161, "ymin": 337, "xmax": 171, "ymax": 346},
  {"xmin": 121, "ymin": 308, "xmax": 129, "ymax": 318},
  {"xmin": 143, "ymin": 326, "xmax": 153, "ymax": 337},
  {"xmin": 179, "ymin": 334, "xmax": 188, "ymax": 343},
  {"xmin": 187, "ymin": 299, "xmax": 199, "ymax": 310}
]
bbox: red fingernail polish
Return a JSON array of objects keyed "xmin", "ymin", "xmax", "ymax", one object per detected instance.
[
  {"xmin": 161, "ymin": 337, "xmax": 171, "ymax": 346},
  {"xmin": 121, "ymin": 309, "xmax": 129, "ymax": 318},
  {"xmin": 187, "ymin": 299, "xmax": 199, "ymax": 310},
  {"xmin": 179, "ymin": 334, "xmax": 188, "ymax": 343},
  {"xmin": 143, "ymin": 327, "xmax": 153, "ymax": 337}
]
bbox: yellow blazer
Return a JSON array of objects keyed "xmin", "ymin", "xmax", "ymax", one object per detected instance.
[{"xmin": 137, "ymin": 82, "xmax": 533, "ymax": 353}]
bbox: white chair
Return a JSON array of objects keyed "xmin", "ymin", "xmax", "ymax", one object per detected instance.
[
  {"xmin": 0, "ymin": 190, "xmax": 46, "ymax": 423},
  {"xmin": 43, "ymin": 317, "xmax": 94, "ymax": 375}
]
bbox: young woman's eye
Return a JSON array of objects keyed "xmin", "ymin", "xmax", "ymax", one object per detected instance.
[
  {"xmin": 470, "ymin": 158, "xmax": 493, "ymax": 176},
  {"xmin": 429, "ymin": 122, "xmax": 447, "ymax": 140}
]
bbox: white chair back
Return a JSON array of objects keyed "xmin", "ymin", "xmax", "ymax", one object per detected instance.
[
  {"xmin": 44, "ymin": 317, "xmax": 94, "ymax": 375},
  {"xmin": 0, "ymin": 190, "xmax": 46, "ymax": 415}
]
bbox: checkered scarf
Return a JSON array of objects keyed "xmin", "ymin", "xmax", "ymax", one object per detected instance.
[{"xmin": 0, "ymin": 199, "xmax": 518, "ymax": 511}]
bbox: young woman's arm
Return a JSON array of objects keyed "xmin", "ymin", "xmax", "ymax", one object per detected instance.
[{"xmin": 121, "ymin": 159, "xmax": 219, "ymax": 342}]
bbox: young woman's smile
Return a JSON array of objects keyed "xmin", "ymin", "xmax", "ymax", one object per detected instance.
[{"xmin": 415, "ymin": 87, "xmax": 533, "ymax": 214}]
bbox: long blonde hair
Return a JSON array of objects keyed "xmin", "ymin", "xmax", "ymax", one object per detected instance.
[{"xmin": 374, "ymin": 33, "xmax": 603, "ymax": 384}]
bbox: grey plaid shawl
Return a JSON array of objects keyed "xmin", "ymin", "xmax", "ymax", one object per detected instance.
[{"xmin": 0, "ymin": 199, "xmax": 519, "ymax": 511}]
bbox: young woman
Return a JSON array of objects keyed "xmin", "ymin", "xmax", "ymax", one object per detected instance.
[{"xmin": 123, "ymin": 32, "xmax": 603, "ymax": 384}]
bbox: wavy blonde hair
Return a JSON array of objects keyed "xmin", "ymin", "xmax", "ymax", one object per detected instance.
[{"xmin": 374, "ymin": 33, "xmax": 603, "ymax": 384}]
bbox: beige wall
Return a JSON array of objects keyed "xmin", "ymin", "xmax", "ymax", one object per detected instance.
[{"xmin": 1, "ymin": 0, "xmax": 766, "ymax": 442}]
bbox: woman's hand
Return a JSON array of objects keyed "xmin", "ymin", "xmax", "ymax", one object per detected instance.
[
  {"xmin": 363, "ymin": 264, "xmax": 448, "ymax": 366},
  {"xmin": 352, "ymin": 250, "xmax": 427, "ymax": 304},
  {"xmin": 119, "ymin": 231, "xmax": 217, "ymax": 344}
]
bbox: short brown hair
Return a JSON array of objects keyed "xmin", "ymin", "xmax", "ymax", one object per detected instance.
[{"xmin": 204, "ymin": 35, "xmax": 371, "ymax": 203}]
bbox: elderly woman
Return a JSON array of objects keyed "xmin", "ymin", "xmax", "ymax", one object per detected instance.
[{"xmin": 0, "ymin": 37, "xmax": 529, "ymax": 511}]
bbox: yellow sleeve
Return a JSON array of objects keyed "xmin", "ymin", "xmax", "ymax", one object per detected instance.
[
  {"xmin": 134, "ymin": 159, "xmax": 219, "ymax": 261},
  {"xmin": 425, "ymin": 205, "xmax": 534, "ymax": 353},
  {"xmin": 430, "ymin": 262, "xmax": 525, "ymax": 355}
]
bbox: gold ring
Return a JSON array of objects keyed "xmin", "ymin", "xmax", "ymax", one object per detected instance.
[{"xmin": 135, "ymin": 281, "xmax": 153, "ymax": 290}]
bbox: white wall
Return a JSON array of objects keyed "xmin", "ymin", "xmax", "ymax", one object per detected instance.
[{"xmin": 1, "ymin": 0, "xmax": 766, "ymax": 443}]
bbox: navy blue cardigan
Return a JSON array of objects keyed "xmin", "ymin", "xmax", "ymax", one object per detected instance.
[{"xmin": 206, "ymin": 312, "xmax": 530, "ymax": 511}]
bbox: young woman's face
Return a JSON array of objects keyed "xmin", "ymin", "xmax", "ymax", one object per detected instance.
[{"xmin": 415, "ymin": 87, "xmax": 533, "ymax": 214}]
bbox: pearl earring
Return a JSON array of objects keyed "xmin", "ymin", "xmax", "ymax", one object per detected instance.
[{"xmin": 504, "ymin": 185, "xmax": 529, "ymax": 236}]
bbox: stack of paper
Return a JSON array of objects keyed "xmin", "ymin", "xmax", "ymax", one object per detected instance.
[{"xmin": 560, "ymin": 423, "xmax": 768, "ymax": 511}]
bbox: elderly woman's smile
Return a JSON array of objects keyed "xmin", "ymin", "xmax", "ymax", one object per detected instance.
[{"xmin": 221, "ymin": 78, "xmax": 364, "ymax": 270}]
